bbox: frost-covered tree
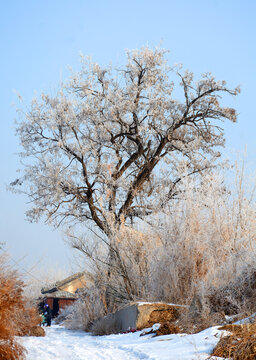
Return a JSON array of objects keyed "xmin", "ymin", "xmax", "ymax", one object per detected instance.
[{"xmin": 13, "ymin": 47, "xmax": 239, "ymax": 237}]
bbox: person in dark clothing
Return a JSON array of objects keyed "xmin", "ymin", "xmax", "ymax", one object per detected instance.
[{"xmin": 44, "ymin": 304, "xmax": 52, "ymax": 327}]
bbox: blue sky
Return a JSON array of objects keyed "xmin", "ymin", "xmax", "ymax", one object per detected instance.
[{"xmin": 0, "ymin": 0, "xmax": 255, "ymax": 274}]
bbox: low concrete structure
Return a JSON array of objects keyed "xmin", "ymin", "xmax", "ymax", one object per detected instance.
[{"xmin": 105, "ymin": 302, "xmax": 187, "ymax": 332}]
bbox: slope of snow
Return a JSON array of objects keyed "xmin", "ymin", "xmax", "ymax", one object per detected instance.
[{"xmin": 19, "ymin": 325, "xmax": 226, "ymax": 360}]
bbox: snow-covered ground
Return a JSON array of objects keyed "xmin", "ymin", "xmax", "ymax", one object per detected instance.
[{"xmin": 19, "ymin": 325, "xmax": 226, "ymax": 360}]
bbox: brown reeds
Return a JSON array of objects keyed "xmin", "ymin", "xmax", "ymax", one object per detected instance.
[
  {"xmin": 0, "ymin": 255, "xmax": 25, "ymax": 359},
  {"xmin": 212, "ymin": 322, "xmax": 256, "ymax": 359},
  {"xmin": 0, "ymin": 255, "xmax": 42, "ymax": 359}
]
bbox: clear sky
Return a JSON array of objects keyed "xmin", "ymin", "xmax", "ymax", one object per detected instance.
[{"xmin": 0, "ymin": 0, "xmax": 255, "ymax": 275}]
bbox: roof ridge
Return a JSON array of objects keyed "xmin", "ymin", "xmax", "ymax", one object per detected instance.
[{"xmin": 41, "ymin": 271, "xmax": 88, "ymax": 294}]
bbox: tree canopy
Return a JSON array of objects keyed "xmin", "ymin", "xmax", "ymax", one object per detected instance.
[{"xmin": 13, "ymin": 47, "xmax": 239, "ymax": 236}]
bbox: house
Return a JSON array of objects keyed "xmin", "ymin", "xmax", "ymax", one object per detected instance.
[{"xmin": 40, "ymin": 272, "xmax": 90, "ymax": 317}]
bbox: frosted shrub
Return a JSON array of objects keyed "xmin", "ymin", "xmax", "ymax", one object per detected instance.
[
  {"xmin": 61, "ymin": 300, "xmax": 90, "ymax": 330},
  {"xmin": 68, "ymin": 163, "xmax": 255, "ymax": 327},
  {"xmin": 90, "ymin": 315, "xmax": 119, "ymax": 336},
  {"xmin": 54, "ymin": 304, "xmax": 74, "ymax": 325},
  {"xmin": 149, "ymin": 166, "xmax": 256, "ymax": 310},
  {"xmin": 59, "ymin": 285, "xmax": 108, "ymax": 331}
]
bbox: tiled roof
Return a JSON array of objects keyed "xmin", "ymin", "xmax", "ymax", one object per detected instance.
[
  {"xmin": 41, "ymin": 290, "xmax": 78, "ymax": 299},
  {"xmin": 41, "ymin": 271, "xmax": 86, "ymax": 294}
]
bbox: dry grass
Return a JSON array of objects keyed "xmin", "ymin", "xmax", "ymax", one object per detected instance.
[
  {"xmin": 212, "ymin": 322, "xmax": 256, "ymax": 359},
  {"xmin": 0, "ymin": 255, "xmax": 42, "ymax": 359},
  {"xmin": 15, "ymin": 306, "xmax": 41, "ymax": 336},
  {"xmin": 0, "ymin": 255, "xmax": 25, "ymax": 359}
]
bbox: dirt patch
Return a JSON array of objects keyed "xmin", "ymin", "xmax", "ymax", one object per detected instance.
[
  {"xmin": 156, "ymin": 322, "xmax": 180, "ymax": 336},
  {"xmin": 148, "ymin": 308, "xmax": 179, "ymax": 326},
  {"xmin": 136, "ymin": 303, "xmax": 185, "ymax": 330}
]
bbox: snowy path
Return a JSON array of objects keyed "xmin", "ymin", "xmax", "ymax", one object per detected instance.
[
  {"xmin": 19, "ymin": 326, "xmax": 140, "ymax": 360},
  {"xmin": 19, "ymin": 325, "xmax": 225, "ymax": 360}
]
